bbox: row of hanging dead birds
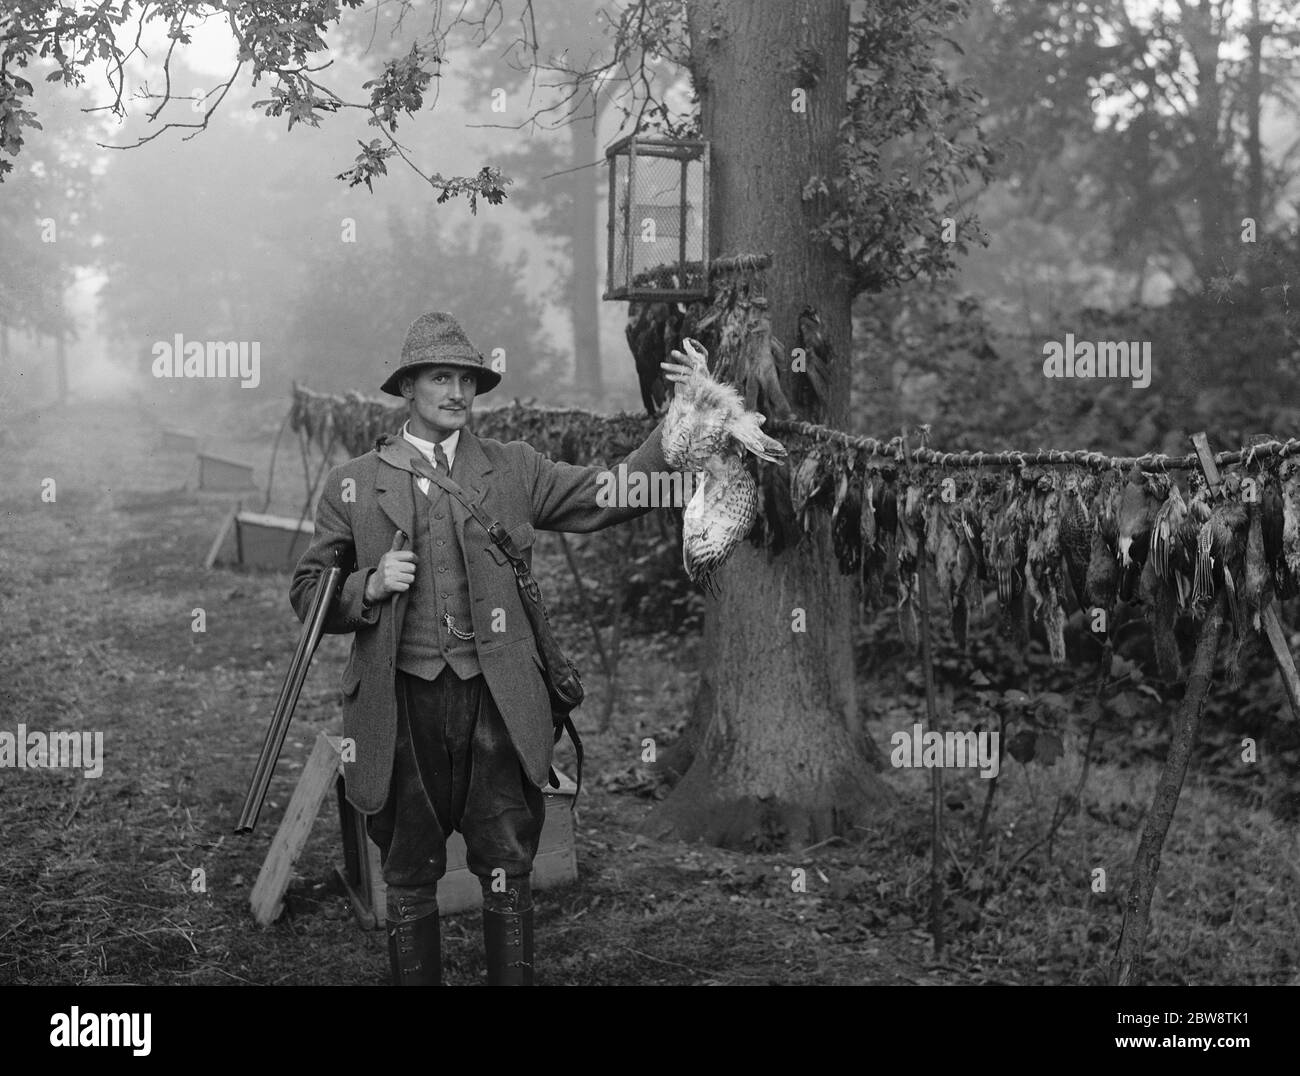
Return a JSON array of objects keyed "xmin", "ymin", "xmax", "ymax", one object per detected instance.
[
  {"xmin": 289, "ymin": 384, "xmax": 404, "ymax": 460},
  {"xmin": 292, "ymin": 355, "xmax": 1300, "ymax": 681},
  {"xmin": 782, "ymin": 444, "xmax": 1300, "ymax": 678},
  {"xmin": 630, "ymin": 272, "xmax": 1300, "ymax": 679},
  {"xmin": 290, "ymin": 384, "xmax": 656, "ymax": 467}
]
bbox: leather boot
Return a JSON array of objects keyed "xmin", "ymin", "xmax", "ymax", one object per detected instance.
[
  {"xmin": 386, "ymin": 885, "xmax": 442, "ymax": 986},
  {"xmin": 482, "ymin": 877, "xmax": 533, "ymax": 986}
]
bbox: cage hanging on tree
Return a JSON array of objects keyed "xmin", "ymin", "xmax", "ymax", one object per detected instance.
[{"xmin": 604, "ymin": 135, "xmax": 710, "ymax": 302}]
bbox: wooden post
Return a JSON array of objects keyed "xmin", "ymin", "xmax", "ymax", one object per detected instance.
[
  {"xmin": 904, "ymin": 428, "xmax": 945, "ymax": 959},
  {"xmin": 1111, "ymin": 594, "xmax": 1223, "ymax": 985},
  {"xmin": 1110, "ymin": 430, "xmax": 1233, "ymax": 984},
  {"xmin": 203, "ymin": 504, "xmax": 240, "ymax": 569}
]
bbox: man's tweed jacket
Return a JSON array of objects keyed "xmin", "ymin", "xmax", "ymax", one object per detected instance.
[{"xmin": 290, "ymin": 421, "xmax": 667, "ymax": 814}]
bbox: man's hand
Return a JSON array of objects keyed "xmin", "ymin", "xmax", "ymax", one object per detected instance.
[{"xmin": 365, "ymin": 530, "xmax": 414, "ymax": 604}]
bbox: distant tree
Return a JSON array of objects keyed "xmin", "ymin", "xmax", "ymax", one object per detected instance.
[
  {"xmin": 325, "ymin": 0, "xmax": 678, "ymax": 406},
  {"xmin": 3, "ymin": 0, "xmax": 573, "ymax": 206},
  {"xmin": 962, "ymin": 0, "xmax": 1300, "ymax": 283},
  {"xmin": 0, "ymin": 86, "xmax": 94, "ymax": 400},
  {"xmin": 285, "ymin": 206, "xmax": 563, "ymax": 400},
  {"xmin": 94, "ymin": 108, "xmax": 306, "ymax": 379},
  {"xmin": 457, "ymin": 1, "xmax": 628, "ymax": 407}
]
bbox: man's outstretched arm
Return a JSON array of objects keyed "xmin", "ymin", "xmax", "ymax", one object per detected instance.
[{"xmin": 525, "ymin": 418, "xmax": 673, "ymax": 532}]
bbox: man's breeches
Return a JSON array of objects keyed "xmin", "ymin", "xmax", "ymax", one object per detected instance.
[{"xmin": 367, "ymin": 669, "xmax": 545, "ymax": 887}]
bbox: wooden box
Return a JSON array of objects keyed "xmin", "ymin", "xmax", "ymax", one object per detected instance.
[
  {"xmin": 160, "ymin": 428, "xmax": 199, "ymax": 453},
  {"xmin": 235, "ymin": 510, "xmax": 314, "ymax": 569},
  {"xmin": 198, "ymin": 453, "xmax": 257, "ymax": 491}
]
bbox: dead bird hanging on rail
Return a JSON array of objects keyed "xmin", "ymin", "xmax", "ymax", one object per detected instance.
[{"xmin": 659, "ymin": 338, "xmax": 787, "ymax": 595}]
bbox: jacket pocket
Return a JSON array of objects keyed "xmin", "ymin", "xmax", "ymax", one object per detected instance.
[{"xmin": 339, "ymin": 653, "xmax": 363, "ymax": 697}]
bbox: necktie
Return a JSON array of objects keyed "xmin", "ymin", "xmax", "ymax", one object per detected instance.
[{"xmin": 433, "ymin": 442, "xmax": 450, "ymax": 472}]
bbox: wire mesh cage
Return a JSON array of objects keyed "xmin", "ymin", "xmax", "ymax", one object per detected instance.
[{"xmin": 604, "ymin": 135, "xmax": 709, "ymax": 302}]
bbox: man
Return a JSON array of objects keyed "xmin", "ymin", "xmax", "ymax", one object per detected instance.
[{"xmin": 290, "ymin": 312, "xmax": 670, "ymax": 986}]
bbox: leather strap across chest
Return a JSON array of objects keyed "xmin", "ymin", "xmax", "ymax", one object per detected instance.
[
  {"xmin": 407, "ymin": 457, "xmax": 534, "ymax": 585},
  {"xmin": 404, "ymin": 452, "xmax": 583, "ymax": 799}
]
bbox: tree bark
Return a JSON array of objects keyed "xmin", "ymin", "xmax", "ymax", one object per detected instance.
[
  {"xmin": 642, "ymin": 0, "xmax": 891, "ymax": 850},
  {"xmin": 655, "ymin": 589, "xmax": 717, "ymax": 783}
]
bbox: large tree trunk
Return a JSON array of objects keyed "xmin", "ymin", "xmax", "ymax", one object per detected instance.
[{"xmin": 642, "ymin": 0, "xmax": 891, "ymax": 850}]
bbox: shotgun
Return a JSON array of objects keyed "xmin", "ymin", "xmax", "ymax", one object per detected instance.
[{"xmin": 235, "ymin": 562, "xmax": 342, "ymax": 834}]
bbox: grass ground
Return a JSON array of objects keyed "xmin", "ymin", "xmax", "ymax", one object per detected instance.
[{"xmin": 1, "ymin": 392, "xmax": 1296, "ymax": 985}]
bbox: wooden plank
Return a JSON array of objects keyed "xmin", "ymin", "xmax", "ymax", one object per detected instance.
[
  {"xmin": 364, "ymin": 830, "xmax": 385, "ymax": 921},
  {"xmin": 334, "ymin": 762, "xmax": 386, "ymax": 930},
  {"xmin": 203, "ymin": 504, "xmax": 239, "ymax": 570},
  {"xmin": 1189, "ymin": 432, "xmax": 1221, "ymax": 490},
  {"xmin": 335, "ymin": 865, "xmax": 378, "ymax": 931},
  {"xmin": 335, "ymin": 776, "xmax": 361, "ymax": 884},
  {"xmin": 238, "ymin": 510, "xmax": 316, "ymax": 532},
  {"xmin": 1262, "ymin": 609, "xmax": 1300, "ymax": 721},
  {"xmin": 249, "ymin": 732, "xmax": 340, "ymax": 927},
  {"xmin": 531, "ymin": 842, "xmax": 578, "ymax": 891}
]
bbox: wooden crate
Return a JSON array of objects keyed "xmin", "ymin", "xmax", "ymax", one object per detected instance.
[
  {"xmin": 430, "ymin": 772, "xmax": 578, "ymax": 920},
  {"xmin": 160, "ymin": 428, "xmax": 199, "ymax": 453},
  {"xmin": 234, "ymin": 510, "xmax": 314, "ymax": 569},
  {"xmin": 198, "ymin": 453, "xmax": 257, "ymax": 491}
]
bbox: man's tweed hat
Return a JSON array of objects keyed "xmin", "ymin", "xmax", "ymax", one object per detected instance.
[{"xmin": 380, "ymin": 312, "xmax": 501, "ymax": 396}]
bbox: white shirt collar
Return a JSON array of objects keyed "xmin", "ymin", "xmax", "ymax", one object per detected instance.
[{"xmin": 401, "ymin": 421, "xmax": 459, "ymax": 471}]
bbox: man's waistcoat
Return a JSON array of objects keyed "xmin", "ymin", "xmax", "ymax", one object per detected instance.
[{"xmin": 398, "ymin": 473, "xmax": 481, "ymax": 681}]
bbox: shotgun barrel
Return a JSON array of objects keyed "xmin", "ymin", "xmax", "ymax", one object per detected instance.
[{"xmin": 235, "ymin": 564, "xmax": 342, "ymax": 834}]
